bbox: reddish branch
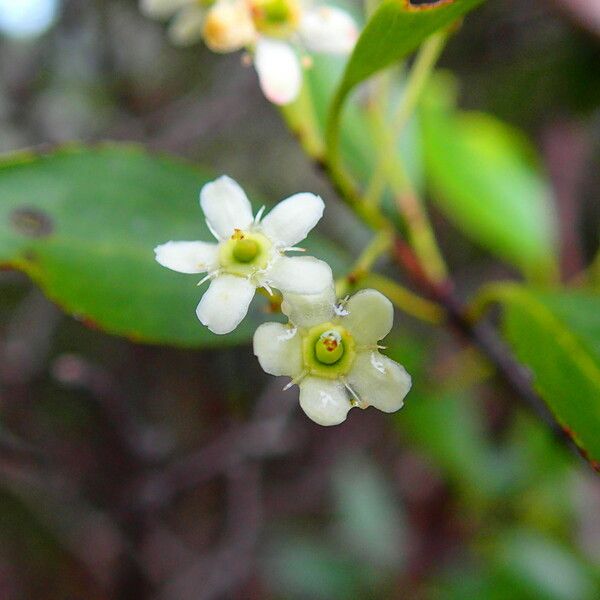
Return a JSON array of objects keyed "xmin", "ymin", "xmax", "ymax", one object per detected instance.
[{"xmin": 393, "ymin": 237, "xmax": 596, "ymax": 471}]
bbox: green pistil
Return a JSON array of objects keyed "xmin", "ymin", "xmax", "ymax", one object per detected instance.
[
  {"xmin": 302, "ymin": 322, "xmax": 356, "ymax": 379},
  {"xmin": 219, "ymin": 230, "xmax": 271, "ymax": 277},
  {"xmin": 315, "ymin": 330, "xmax": 344, "ymax": 365},
  {"xmin": 233, "ymin": 238, "xmax": 259, "ymax": 263}
]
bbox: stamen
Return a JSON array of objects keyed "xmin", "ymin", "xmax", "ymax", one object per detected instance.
[
  {"xmin": 341, "ymin": 377, "xmax": 362, "ymax": 407},
  {"xmin": 261, "ymin": 281, "xmax": 274, "ymax": 296},
  {"xmin": 282, "ymin": 246, "xmax": 306, "ymax": 253},
  {"xmin": 334, "ymin": 303, "xmax": 349, "ymax": 317},
  {"xmin": 282, "ymin": 369, "xmax": 308, "ymax": 391},
  {"xmin": 197, "ymin": 269, "xmax": 220, "ymax": 286}
]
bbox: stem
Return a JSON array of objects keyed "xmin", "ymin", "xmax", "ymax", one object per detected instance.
[
  {"xmin": 281, "ymin": 80, "xmax": 387, "ymax": 231},
  {"xmin": 364, "ymin": 32, "xmax": 447, "ymax": 205},
  {"xmin": 360, "ymin": 272, "xmax": 444, "ymax": 324},
  {"xmin": 364, "ymin": 32, "xmax": 449, "ymax": 283},
  {"xmin": 335, "ymin": 230, "xmax": 444, "ymax": 324},
  {"xmin": 392, "ymin": 32, "xmax": 448, "ymax": 141},
  {"xmin": 280, "ymin": 82, "xmax": 325, "ymax": 160},
  {"xmin": 336, "ymin": 229, "xmax": 393, "ymax": 297},
  {"xmin": 368, "ymin": 106, "xmax": 448, "ymax": 283},
  {"xmin": 366, "ymin": 31, "xmax": 448, "ymax": 209},
  {"xmin": 392, "ymin": 238, "xmax": 594, "ymax": 470},
  {"xmin": 352, "ymin": 228, "xmax": 393, "ymax": 274}
]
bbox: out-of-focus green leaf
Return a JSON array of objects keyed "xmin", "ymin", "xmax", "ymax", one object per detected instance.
[
  {"xmin": 0, "ymin": 145, "xmax": 349, "ymax": 347},
  {"xmin": 399, "ymin": 391, "xmax": 500, "ymax": 499},
  {"xmin": 421, "ymin": 75, "xmax": 557, "ymax": 278},
  {"xmin": 332, "ymin": 453, "xmax": 406, "ymax": 569},
  {"xmin": 492, "ymin": 530, "xmax": 598, "ymax": 600},
  {"xmin": 264, "ymin": 538, "xmax": 366, "ymax": 600},
  {"xmin": 326, "ymin": 0, "xmax": 485, "ymax": 157},
  {"xmin": 484, "ymin": 284, "xmax": 600, "ymax": 468}
]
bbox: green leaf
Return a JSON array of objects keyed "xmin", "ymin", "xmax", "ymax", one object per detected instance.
[
  {"xmin": 0, "ymin": 145, "xmax": 349, "ymax": 347},
  {"xmin": 326, "ymin": 0, "xmax": 485, "ymax": 158},
  {"xmin": 492, "ymin": 530, "xmax": 598, "ymax": 600},
  {"xmin": 483, "ymin": 284, "xmax": 600, "ymax": 468},
  {"xmin": 264, "ymin": 537, "xmax": 367, "ymax": 600},
  {"xmin": 421, "ymin": 75, "xmax": 557, "ymax": 278},
  {"xmin": 332, "ymin": 453, "xmax": 406, "ymax": 570},
  {"xmin": 400, "ymin": 391, "xmax": 502, "ymax": 499}
]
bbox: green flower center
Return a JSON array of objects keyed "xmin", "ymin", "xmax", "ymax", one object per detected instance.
[
  {"xmin": 302, "ymin": 322, "xmax": 356, "ymax": 379},
  {"xmin": 233, "ymin": 238, "xmax": 259, "ymax": 263},
  {"xmin": 219, "ymin": 229, "xmax": 271, "ymax": 277},
  {"xmin": 315, "ymin": 330, "xmax": 344, "ymax": 365},
  {"xmin": 250, "ymin": 0, "xmax": 300, "ymax": 36}
]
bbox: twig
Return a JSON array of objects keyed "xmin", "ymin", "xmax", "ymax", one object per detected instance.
[{"xmin": 393, "ymin": 237, "xmax": 594, "ymax": 469}]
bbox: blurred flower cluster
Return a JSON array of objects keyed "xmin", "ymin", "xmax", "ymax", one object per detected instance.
[{"xmin": 140, "ymin": 0, "xmax": 358, "ymax": 103}]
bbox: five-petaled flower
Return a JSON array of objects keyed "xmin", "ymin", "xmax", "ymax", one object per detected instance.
[
  {"xmin": 253, "ymin": 286, "xmax": 412, "ymax": 425},
  {"xmin": 139, "ymin": 0, "xmax": 358, "ymax": 105},
  {"xmin": 154, "ymin": 175, "xmax": 332, "ymax": 334}
]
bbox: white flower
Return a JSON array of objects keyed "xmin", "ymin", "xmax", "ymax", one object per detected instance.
[
  {"xmin": 154, "ymin": 175, "xmax": 332, "ymax": 334},
  {"xmin": 140, "ymin": 0, "xmax": 359, "ymax": 104},
  {"xmin": 253, "ymin": 287, "xmax": 412, "ymax": 426}
]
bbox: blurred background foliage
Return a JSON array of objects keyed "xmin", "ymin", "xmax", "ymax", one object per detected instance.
[{"xmin": 0, "ymin": 0, "xmax": 599, "ymax": 598}]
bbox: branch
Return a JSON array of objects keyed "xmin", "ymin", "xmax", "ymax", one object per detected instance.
[{"xmin": 393, "ymin": 237, "xmax": 594, "ymax": 470}]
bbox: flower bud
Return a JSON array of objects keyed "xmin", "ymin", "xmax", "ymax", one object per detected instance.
[{"xmin": 203, "ymin": 1, "xmax": 256, "ymax": 53}]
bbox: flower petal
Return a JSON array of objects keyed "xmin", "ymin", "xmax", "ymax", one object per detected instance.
[
  {"xmin": 140, "ymin": 0, "xmax": 192, "ymax": 19},
  {"xmin": 260, "ymin": 193, "xmax": 324, "ymax": 247},
  {"xmin": 342, "ymin": 289, "xmax": 393, "ymax": 345},
  {"xmin": 154, "ymin": 240, "xmax": 219, "ymax": 274},
  {"xmin": 299, "ymin": 376, "xmax": 351, "ymax": 426},
  {"xmin": 253, "ymin": 322, "xmax": 303, "ymax": 377},
  {"xmin": 168, "ymin": 4, "xmax": 206, "ymax": 46},
  {"xmin": 299, "ymin": 6, "xmax": 358, "ymax": 55},
  {"xmin": 254, "ymin": 37, "xmax": 301, "ymax": 105},
  {"xmin": 265, "ymin": 256, "xmax": 332, "ymax": 295},
  {"xmin": 281, "ymin": 284, "xmax": 336, "ymax": 328},
  {"xmin": 346, "ymin": 351, "xmax": 411, "ymax": 413},
  {"xmin": 196, "ymin": 274, "xmax": 255, "ymax": 334},
  {"xmin": 200, "ymin": 176, "xmax": 254, "ymax": 240}
]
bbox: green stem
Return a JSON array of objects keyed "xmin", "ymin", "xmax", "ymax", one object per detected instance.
[
  {"xmin": 391, "ymin": 31, "xmax": 448, "ymax": 141},
  {"xmin": 279, "ymin": 82, "xmax": 325, "ymax": 160},
  {"xmin": 364, "ymin": 32, "xmax": 447, "ymax": 209},
  {"xmin": 336, "ymin": 229, "xmax": 393, "ymax": 297},
  {"xmin": 369, "ymin": 106, "xmax": 448, "ymax": 283},
  {"xmin": 358, "ymin": 272, "xmax": 444, "ymax": 324}
]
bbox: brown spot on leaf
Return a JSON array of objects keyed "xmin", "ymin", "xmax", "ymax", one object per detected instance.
[
  {"xmin": 405, "ymin": 0, "xmax": 455, "ymax": 10},
  {"xmin": 11, "ymin": 207, "xmax": 54, "ymax": 238}
]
